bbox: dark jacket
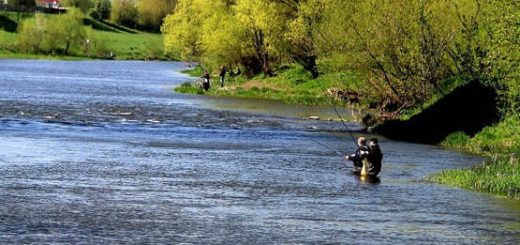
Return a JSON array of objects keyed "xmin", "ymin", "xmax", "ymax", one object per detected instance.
[
  {"xmin": 367, "ymin": 146, "xmax": 383, "ymax": 177},
  {"xmin": 347, "ymin": 145, "xmax": 370, "ymax": 174}
]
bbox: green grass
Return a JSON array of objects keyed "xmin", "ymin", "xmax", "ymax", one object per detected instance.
[
  {"xmin": 428, "ymin": 156, "xmax": 520, "ymax": 199},
  {"xmin": 93, "ymin": 31, "xmax": 164, "ymax": 60},
  {"xmin": 0, "ymin": 11, "xmax": 167, "ymax": 60},
  {"xmin": 176, "ymin": 64, "xmax": 362, "ymax": 106},
  {"xmin": 175, "ymin": 82, "xmax": 204, "ymax": 94},
  {"xmin": 432, "ymin": 115, "xmax": 520, "ymax": 199},
  {"xmin": 181, "ymin": 65, "xmax": 204, "ymax": 77},
  {"xmin": 443, "ymin": 115, "xmax": 520, "ymax": 155}
]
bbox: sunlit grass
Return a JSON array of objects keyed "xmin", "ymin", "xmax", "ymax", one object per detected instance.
[
  {"xmin": 177, "ymin": 64, "xmax": 361, "ymax": 106},
  {"xmin": 432, "ymin": 115, "xmax": 520, "ymax": 199},
  {"xmin": 443, "ymin": 115, "xmax": 520, "ymax": 155},
  {"xmin": 93, "ymin": 31, "xmax": 164, "ymax": 60},
  {"xmin": 429, "ymin": 155, "xmax": 520, "ymax": 199}
]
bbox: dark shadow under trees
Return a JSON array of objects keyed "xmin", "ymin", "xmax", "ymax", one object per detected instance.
[{"xmin": 375, "ymin": 81, "xmax": 501, "ymax": 144}]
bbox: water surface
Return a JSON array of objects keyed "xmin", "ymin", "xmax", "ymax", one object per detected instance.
[{"xmin": 0, "ymin": 60, "xmax": 519, "ymax": 244}]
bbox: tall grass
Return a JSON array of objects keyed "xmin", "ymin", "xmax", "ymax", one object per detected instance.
[
  {"xmin": 429, "ymin": 155, "xmax": 520, "ymax": 199},
  {"xmin": 434, "ymin": 115, "xmax": 520, "ymax": 199}
]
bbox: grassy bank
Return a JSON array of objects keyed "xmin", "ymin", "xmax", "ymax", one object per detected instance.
[
  {"xmin": 176, "ymin": 64, "xmax": 362, "ymax": 106},
  {"xmin": 429, "ymin": 115, "xmax": 520, "ymax": 199},
  {"xmin": 443, "ymin": 116, "xmax": 520, "ymax": 154},
  {"xmin": 0, "ymin": 11, "xmax": 166, "ymax": 60},
  {"xmin": 429, "ymin": 155, "xmax": 519, "ymax": 198}
]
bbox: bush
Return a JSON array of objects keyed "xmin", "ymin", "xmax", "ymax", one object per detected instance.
[
  {"xmin": 137, "ymin": 0, "xmax": 176, "ymax": 31},
  {"xmin": 16, "ymin": 14, "xmax": 44, "ymax": 53},
  {"xmin": 111, "ymin": 0, "xmax": 138, "ymax": 28},
  {"xmin": 90, "ymin": 0, "xmax": 111, "ymax": 20},
  {"xmin": 16, "ymin": 9, "xmax": 86, "ymax": 55}
]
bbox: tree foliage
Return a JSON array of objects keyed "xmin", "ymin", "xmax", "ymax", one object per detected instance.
[
  {"xmin": 62, "ymin": 0, "xmax": 92, "ymax": 13},
  {"xmin": 16, "ymin": 8, "xmax": 105, "ymax": 56},
  {"xmin": 162, "ymin": 0, "xmax": 519, "ymax": 115},
  {"xmin": 5, "ymin": 0, "xmax": 35, "ymax": 9},
  {"xmin": 137, "ymin": 0, "xmax": 177, "ymax": 31},
  {"xmin": 90, "ymin": 0, "xmax": 111, "ymax": 20},
  {"xmin": 111, "ymin": 0, "xmax": 138, "ymax": 27}
]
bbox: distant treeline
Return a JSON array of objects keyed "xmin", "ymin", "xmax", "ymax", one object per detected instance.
[
  {"xmin": 2, "ymin": 0, "xmax": 177, "ymax": 31},
  {"xmin": 161, "ymin": 0, "xmax": 519, "ymax": 117}
]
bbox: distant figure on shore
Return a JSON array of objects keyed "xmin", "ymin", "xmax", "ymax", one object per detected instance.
[
  {"xmin": 229, "ymin": 67, "xmax": 241, "ymax": 77},
  {"xmin": 202, "ymin": 70, "xmax": 210, "ymax": 91},
  {"xmin": 219, "ymin": 65, "xmax": 226, "ymax": 88}
]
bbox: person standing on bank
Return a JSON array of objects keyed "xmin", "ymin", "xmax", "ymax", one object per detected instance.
[
  {"xmin": 202, "ymin": 70, "xmax": 211, "ymax": 91},
  {"xmin": 219, "ymin": 65, "xmax": 226, "ymax": 88}
]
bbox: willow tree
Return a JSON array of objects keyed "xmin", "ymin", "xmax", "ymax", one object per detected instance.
[
  {"xmin": 137, "ymin": 0, "xmax": 177, "ymax": 31},
  {"xmin": 162, "ymin": 0, "xmax": 291, "ymax": 75},
  {"xmin": 233, "ymin": 0, "xmax": 290, "ymax": 75},
  {"xmin": 284, "ymin": 0, "xmax": 326, "ymax": 78},
  {"xmin": 162, "ymin": 0, "xmax": 216, "ymax": 61}
]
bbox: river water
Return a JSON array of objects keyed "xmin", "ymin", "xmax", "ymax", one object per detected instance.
[{"xmin": 0, "ymin": 59, "xmax": 519, "ymax": 244}]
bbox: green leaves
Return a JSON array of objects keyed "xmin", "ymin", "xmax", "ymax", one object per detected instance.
[{"xmin": 162, "ymin": 0, "xmax": 519, "ymax": 115}]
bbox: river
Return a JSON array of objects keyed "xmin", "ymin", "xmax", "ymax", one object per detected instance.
[{"xmin": 0, "ymin": 59, "xmax": 519, "ymax": 244}]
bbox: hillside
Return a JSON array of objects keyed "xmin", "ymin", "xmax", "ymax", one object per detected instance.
[{"xmin": 0, "ymin": 11, "xmax": 166, "ymax": 60}]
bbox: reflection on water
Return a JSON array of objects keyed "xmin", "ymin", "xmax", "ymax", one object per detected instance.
[
  {"xmin": 196, "ymin": 95, "xmax": 357, "ymax": 121},
  {"xmin": 0, "ymin": 59, "xmax": 519, "ymax": 244}
]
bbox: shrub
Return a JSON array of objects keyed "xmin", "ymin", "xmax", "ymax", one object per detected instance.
[
  {"xmin": 111, "ymin": 0, "xmax": 138, "ymax": 28},
  {"xmin": 90, "ymin": 0, "xmax": 111, "ymax": 20}
]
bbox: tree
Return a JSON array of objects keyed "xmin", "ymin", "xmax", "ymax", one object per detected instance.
[
  {"xmin": 62, "ymin": 0, "xmax": 92, "ymax": 14},
  {"xmin": 6, "ymin": 0, "xmax": 36, "ymax": 22},
  {"xmin": 285, "ymin": 0, "xmax": 325, "ymax": 78},
  {"xmin": 17, "ymin": 8, "xmax": 86, "ymax": 55},
  {"xmin": 59, "ymin": 8, "xmax": 86, "ymax": 55},
  {"xmin": 162, "ymin": 0, "xmax": 214, "ymax": 60},
  {"xmin": 137, "ymin": 0, "xmax": 177, "ymax": 31},
  {"xmin": 6, "ymin": 0, "xmax": 35, "ymax": 10},
  {"xmin": 90, "ymin": 0, "xmax": 111, "ymax": 20},
  {"xmin": 111, "ymin": 0, "xmax": 138, "ymax": 27},
  {"xmin": 16, "ymin": 13, "xmax": 44, "ymax": 53}
]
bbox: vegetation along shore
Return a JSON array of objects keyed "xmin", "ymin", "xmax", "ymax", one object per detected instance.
[
  {"xmin": 168, "ymin": 0, "xmax": 519, "ymax": 198},
  {"xmin": 0, "ymin": 0, "xmax": 173, "ymax": 60}
]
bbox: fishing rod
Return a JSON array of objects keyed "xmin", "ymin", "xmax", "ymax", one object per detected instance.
[{"xmin": 321, "ymin": 87, "xmax": 359, "ymax": 147}]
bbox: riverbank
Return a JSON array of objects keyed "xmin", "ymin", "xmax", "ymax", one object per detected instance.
[
  {"xmin": 428, "ymin": 115, "xmax": 520, "ymax": 199},
  {"xmin": 175, "ymin": 64, "xmax": 361, "ymax": 106},
  {"xmin": 0, "ymin": 11, "xmax": 167, "ymax": 61}
]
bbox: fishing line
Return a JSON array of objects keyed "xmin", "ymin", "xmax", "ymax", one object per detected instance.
[
  {"xmin": 308, "ymin": 137, "xmax": 344, "ymax": 156},
  {"xmin": 321, "ymin": 87, "xmax": 359, "ymax": 147}
]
